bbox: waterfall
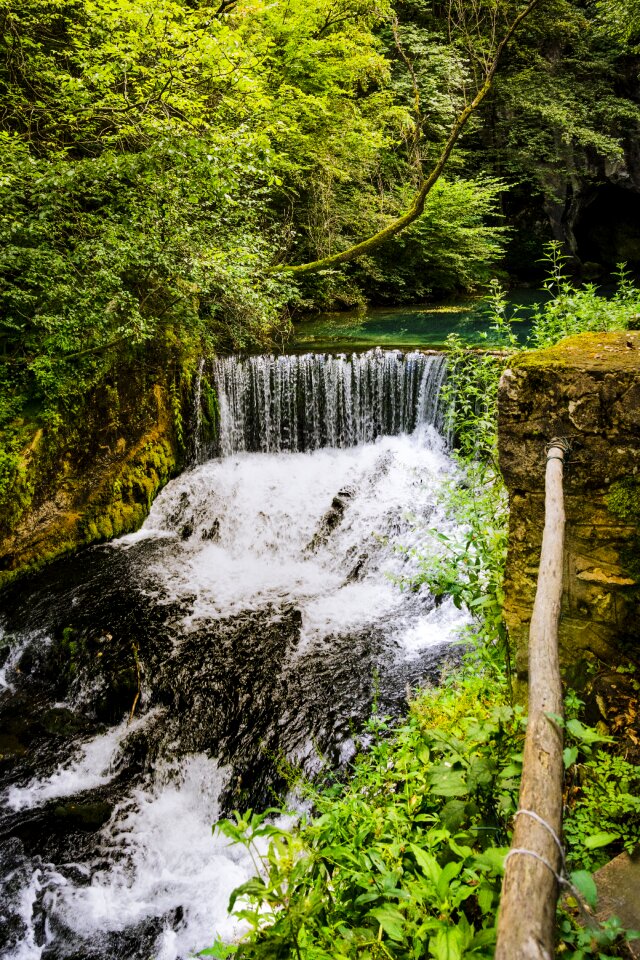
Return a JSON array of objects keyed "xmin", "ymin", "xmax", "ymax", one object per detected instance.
[
  {"xmin": 0, "ymin": 347, "xmax": 461, "ymax": 960},
  {"xmin": 207, "ymin": 349, "xmax": 447, "ymax": 457}
]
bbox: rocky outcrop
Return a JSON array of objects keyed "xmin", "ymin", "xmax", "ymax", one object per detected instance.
[
  {"xmin": 0, "ymin": 353, "xmax": 195, "ymax": 588},
  {"xmin": 498, "ymin": 331, "xmax": 640, "ymax": 685}
]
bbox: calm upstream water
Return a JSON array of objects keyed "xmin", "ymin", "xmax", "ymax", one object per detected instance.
[
  {"xmin": 0, "ymin": 350, "xmax": 467, "ymax": 960},
  {"xmin": 291, "ymin": 290, "xmax": 545, "ymax": 352}
]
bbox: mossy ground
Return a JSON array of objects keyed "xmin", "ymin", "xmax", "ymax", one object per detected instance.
[{"xmin": 511, "ymin": 331, "xmax": 640, "ymax": 372}]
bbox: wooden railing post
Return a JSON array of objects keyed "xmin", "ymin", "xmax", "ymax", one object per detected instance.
[{"xmin": 495, "ymin": 438, "xmax": 570, "ymax": 960}]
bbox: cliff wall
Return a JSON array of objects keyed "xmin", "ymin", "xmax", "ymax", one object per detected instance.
[
  {"xmin": 498, "ymin": 331, "xmax": 640, "ymax": 686},
  {"xmin": 0, "ymin": 353, "xmax": 195, "ymax": 588}
]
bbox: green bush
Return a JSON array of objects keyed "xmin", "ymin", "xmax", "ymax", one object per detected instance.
[
  {"xmin": 208, "ymin": 673, "xmax": 523, "ymax": 960},
  {"xmin": 565, "ymin": 753, "xmax": 640, "ymax": 872},
  {"xmin": 527, "ymin": 246, "xmax": 640, "ymax": 349}
]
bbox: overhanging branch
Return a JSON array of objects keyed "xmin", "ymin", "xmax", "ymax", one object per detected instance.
[{"xmin": 271, "ymin": 0, "xmax": 542, "ymax": 276}]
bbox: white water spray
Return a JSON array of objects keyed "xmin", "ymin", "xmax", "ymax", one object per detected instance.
[{"xmin": 0, "ymin": 350, "xmax": 465, "ymax": 960}]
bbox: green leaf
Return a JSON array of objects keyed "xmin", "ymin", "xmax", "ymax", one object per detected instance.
[
  {"xmin": 469, "ymin": 926, "xmax": 497, "ymax": 950},
  {"xmin": 430, "ymin": 770, "xmax": 469, "ymax": 797},
  {"xmin": 410, "ymin": 844, "xmax": 441, "ymax": 883},
  {"xmin": 563, "ymin": 746, "xmax": 579, "ymax": 768},
  {"xmin": 584, "ymin": 831, "xmax": 619, "ymax": 850},
  {"xmin": 429, "ymin": 924, "xmax": 465, "ymax": 960},
  {"xmin": 566, "ymin": 718, "xmax": 613, "ymax": 745},
  {"xmin": 569, "ymin": 870, "xmax": 598, "ymax": 909},
  {"xmin": 474, "ymin": 847, "xmax": 509, "ymax": 874},
  {"xmin": 437, "ymin": 859, "xmax": 463, "ymax": 899},
  {"xmin": 228, "ymin": 877, "xmax": 267, "ymax": 912},
  {"xmin": 477, "ymin": 882, "xmax": 495, "ymax": 914},
  {"xmin": 440, "ymin": 800, "xmax": 467, "ymax": 832},
  {"xmin": 369, "ymin": 906, "xmax": 406, "ymax": 942}
]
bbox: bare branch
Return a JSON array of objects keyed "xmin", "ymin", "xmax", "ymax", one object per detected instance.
[
  {"xmin": 214, "ymin": 0, "xmax": 239, "ymax": 20},
  {"xmin": 391, "ymin": 16, "xmax": 423, "ymax": 178}
]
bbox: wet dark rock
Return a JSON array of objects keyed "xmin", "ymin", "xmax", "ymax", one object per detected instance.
[
  {"xmin": 41, "ymin": 919, "xmax": 170, "ymax": 960},
  {"xmin": 201, "ymin": 519, "xmax": 220, "ymax": 541},
  {"xmin": 0, "ymin": 732, "xmax": 28, "ymax": 764},
  {"xmin": 52, "ymin": 801, "xmax": 113, "ymax": 830},
  {"xmin": 0, "ymin": 838, "xmax": 40, "ymax": 954},
  {"xmin": 346, "ymin": 555, "xmax": 367, "ymax": 581},
  {"xmin": 42, "ymin": 708, "xmax": 92, "ymax": 739},
  {"xmin": 307, "ymin": 486, "xmax": 355, "ymax": 551}
]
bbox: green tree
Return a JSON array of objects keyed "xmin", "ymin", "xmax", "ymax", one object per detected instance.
[{"xmin": 272, "ymin": 0, "xmax": 544, "ymax": 274}]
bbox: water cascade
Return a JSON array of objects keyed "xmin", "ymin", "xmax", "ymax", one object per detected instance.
[
  {"xmin": 0, "ymin": 350, "xmax": 465, "ymax": 960},
  {"xmin": 207, "ymin": 350, "xmax": 448, "ymax": 456}
]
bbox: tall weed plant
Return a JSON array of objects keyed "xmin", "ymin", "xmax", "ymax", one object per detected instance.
[
  {"xmin": 400, "ymin": 280, "xmax": 517, "ymax": 679},
  {"xmin": 528, "ymin": 244, "xmax": 640, "ymax": 349}
]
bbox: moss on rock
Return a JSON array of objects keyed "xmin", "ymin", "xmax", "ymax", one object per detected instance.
[
  {"xmin": 510, "ymin": 331, "xmax": 640, "ymax": 373},
  {"xmin": 0, "ymin": 352, "xmax": 198, "ymax": 588},
  {"xmin": 608, "ymin": 479, "xmax": 640, "ymax": 525}
]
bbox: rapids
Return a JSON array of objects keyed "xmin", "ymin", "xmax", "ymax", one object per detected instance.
[{"xmin": 0, "ymin": 350, "xmax": 467, "ymax": 960}]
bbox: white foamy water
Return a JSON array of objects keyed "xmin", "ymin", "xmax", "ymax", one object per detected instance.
[
  {"xmin": 1, "ymin": 354, "xmax": 469, "ymax": 960},
  {"xmin": 40, "ymin": 755, "xmax": 259, "ymax": 960},
  {"xmin": 8, "ymin": 870, "xmax": 46, "ymax": 960},
  {"xmin": 0, "ymin": 627, "xmax": 49, "ymax": 693},
  {"xmin": 208, "ymin": 350, "xmax": 448, "ymax": 455},
  {"xmin": 135, "ymin": 429, "xmax": 465, "ymax": 650},
  {"xmin": 398, "ymin": 597, "xmax": 470, "ymax": 658},
  {"xmin": 4, "ymin": 711, "xmax": 161, "ymax": 812}
]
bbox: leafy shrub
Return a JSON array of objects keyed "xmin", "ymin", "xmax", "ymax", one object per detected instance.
[
  {"xmin": 399, "ymin": 294, "xmax": 516, "ymax": 678},
  {"xmin": 207, "ymin": 673, "xmax": 524, "ymax": 960},
  {"xmin": 208, "ymin": 678, "xmax": 640, "ymax": 959},
  {"xmin": 565, "ymin": 753, "xmax": 640, "ymax": 872},
  {"xmin": 526, "ymin": 245, "xmax": 640, "ymax": 349}
]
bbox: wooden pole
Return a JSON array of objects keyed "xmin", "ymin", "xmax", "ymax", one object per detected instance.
[{"xmin": 495, "ymin": 438, "xmax": 569, "ymax": 960}]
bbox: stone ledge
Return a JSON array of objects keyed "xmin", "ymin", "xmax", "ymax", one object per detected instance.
[
  {"xmin": 499, "ymin": 332, "xmax": 640, "ymax": 494},
  {"xmin": 593, "ymin": 850, "xmax": 640, "ymax": 958}
]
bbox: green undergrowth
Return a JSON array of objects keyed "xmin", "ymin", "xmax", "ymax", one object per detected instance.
[
  {"xmin": 208, "ymin": 671, "xmax": 523, "ymax": 960},
  {"xmin": 526, "ymin": 254, "xmax": 640, "ymax": 350},
  {"xmin": 206, "ymin": 674, "xmax": 639, "ymax": 960}
]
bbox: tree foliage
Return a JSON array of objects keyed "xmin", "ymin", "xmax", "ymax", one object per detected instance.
[
  {"xmin": 1, "ymin": 0, "xmax": 640, "ymax": 431},
  {"xmin": 0, "ymin": 0, "xmax": 516, "ymax": 422}
]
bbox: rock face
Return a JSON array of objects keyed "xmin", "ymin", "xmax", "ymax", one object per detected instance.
[
  {"xmin": 498, "ymin": 331, "xmax": 640, "ymax": 685},
  {"xmin": 0, "ymin": 354, "xmax": 192, "ymax": 588},
  {"xmin": 593, "ymin": 850, "xmax": 640, "ymax": 959}
]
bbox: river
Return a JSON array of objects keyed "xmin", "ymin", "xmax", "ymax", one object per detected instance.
[{"xmin": 0, "ymin": 349, "xmax": 468, "ymax": 959}]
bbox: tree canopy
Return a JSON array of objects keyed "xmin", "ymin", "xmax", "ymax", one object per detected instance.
[{"xmin": 0, "ymin": 0, "xmax": 638, "ymax": 431}]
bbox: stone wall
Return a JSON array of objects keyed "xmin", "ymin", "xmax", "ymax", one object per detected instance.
[
  {"xmin": 498, "ymin": 331, "xmax": 640, "ymax": 685},
  {"xmin": 0, "ymin": 356, "xmax": 191, "ymax": 589}
]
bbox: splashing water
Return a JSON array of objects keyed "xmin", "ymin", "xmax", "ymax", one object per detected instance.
[{"xmin": 0, "ymin": 350, "xmax": 466, "ymax": 960}]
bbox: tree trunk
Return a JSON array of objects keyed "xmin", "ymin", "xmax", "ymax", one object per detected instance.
[{"xmin": 495, "ymin": 439, "xmax": 567, "ymax": 960}]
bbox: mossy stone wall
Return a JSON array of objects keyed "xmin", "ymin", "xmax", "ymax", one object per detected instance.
[
  {"xmin": 498, "ymin": 331, "xmax": 640, "ymax": 684},
  {"xmin": 0, "ymin": 354, "xmax": 194, "ymax": 588}
]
